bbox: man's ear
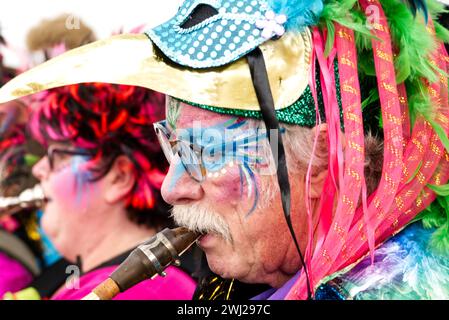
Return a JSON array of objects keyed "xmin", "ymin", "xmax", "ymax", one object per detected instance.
[
  {"xmin": 103, "ymin": 155, "xmax": 136, "ymax": 204},
  {"xmin": 309, "ymin": 169, "xmax": 329, "ymax": 199},
  {"xmin": 307, "ymin": 123, "xmax": 341, "ymax": 199}
]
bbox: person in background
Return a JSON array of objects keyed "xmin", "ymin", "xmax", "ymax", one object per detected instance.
[
  {"xmin": 26, "ymin": 13, "xmax": 96, "ymax": 64},
  {"xmin": 28, "ymin": 83, "xmax": 195, "ymax": 300},
  {"xmin": 0, "ymin": 99, "xmax": 42, "ymax": 298},
  {"xmin": 0, "ymin": 31, "xmax": 45, "ymax": 297},
  {"xmin": 1, "ymin": 14, "xmax": 97, "ymax": 299}
]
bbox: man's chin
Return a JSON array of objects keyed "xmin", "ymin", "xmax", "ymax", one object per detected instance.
[
  {"xmin": 205, "ymin": 253, "xmax": 251, "ymax": 283},
  {"xmin": 200, "ymin": 238, "xmax": 242, "ymax": 280},
  {"xmin": 205, "ymin": 254, "xmax": 233, "ymax": 280}
]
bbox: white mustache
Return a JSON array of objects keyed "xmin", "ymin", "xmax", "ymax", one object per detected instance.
[{"xmin": 171, "ymin": 203, "xmax": 233, "ymax": 244}]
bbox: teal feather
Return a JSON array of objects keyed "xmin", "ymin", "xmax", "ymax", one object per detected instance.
[
  {"xmin": 268, "ymin": 0, "xmax": 324, "ymax": 31},
  {"xmin": 403, "ymin": 0, "xmax": 429, "ymax": 21}
]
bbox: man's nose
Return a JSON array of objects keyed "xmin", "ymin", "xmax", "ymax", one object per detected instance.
[
  {"xmin": 32, "ymin": 156, "xmax": 50, "ymax": 181},
  {"xmin": 161, "ymin": 158, "xmax": 204, "ymax": 205}
]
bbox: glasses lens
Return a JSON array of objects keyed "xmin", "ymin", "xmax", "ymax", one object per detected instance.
[
  {"xmin": 177, "ymin": 141, "xmax": 204, "ymax": 182},
  {"xmin": 154, "ymin": 125, "xmax": 175, "ymax": 163},
  {"xmin": 47, "ymin": 147, "xmax": 92, "ymax": 172}
]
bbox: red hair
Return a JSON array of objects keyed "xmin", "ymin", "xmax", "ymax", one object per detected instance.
[{"xmin": 31, "ymin": 83, "xmax": 170, "ymax": 227}]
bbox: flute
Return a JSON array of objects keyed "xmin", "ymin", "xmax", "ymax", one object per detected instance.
[
  {"xmin": 82, "ymin": 227, "xmax": 201, "ymax": 300},
  {"xmin": 0, "ymin": 184, "xmax": 45, "ymax": 218}
]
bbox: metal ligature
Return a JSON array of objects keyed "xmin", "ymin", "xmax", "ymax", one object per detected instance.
[{"xmin": 82, "ymin": 227, "xmax": 201, "ymax": 300}]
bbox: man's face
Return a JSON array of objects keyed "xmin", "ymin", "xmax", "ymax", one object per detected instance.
[
  {"xmin": 160, "ymin": 98, "xmax": 300, "ymax": 287},
  {"xmin": 31, "ymin": 143, "xmax": 103, "ymax": 261}
]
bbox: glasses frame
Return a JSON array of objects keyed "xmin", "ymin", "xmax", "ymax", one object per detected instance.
[
  {"xmin": 47, "ymin": 145, "xmax": 94, "ymax": 171},
  {"xmin": 153, "ymin": 120, "xmax": 207, "ymax": 182}
]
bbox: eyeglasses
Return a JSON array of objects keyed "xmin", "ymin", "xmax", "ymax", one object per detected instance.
[
  {"xmin": 153, "ymin": 120, "xmax": 274, "ymax": 182},
  {"xmin": 47, "ymin": 145, "xmax": 94, "ymax": 172},
  {"xmin": 153, "ymin": 120, "xmax": 206, "ymax": 182}
]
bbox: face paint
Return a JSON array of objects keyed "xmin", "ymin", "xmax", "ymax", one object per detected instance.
[
  {"xmin": 45, "ymin": 144, "xmax": 96, "ymax": 210},
  {"xmin": 166, "ymin": 97, "xmax": 182, "ymax": 130},
  {"xmin": 70, "ymin": 155, "xmax": 94, "ymax": 206},
  {"xmin": 156, "ymin": 117, "xmax": 276, "ymax": 215}
]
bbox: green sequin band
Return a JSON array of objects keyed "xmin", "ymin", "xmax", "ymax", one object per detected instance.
[
  {"xmin": 181, "ymin": 85, "xmax": 321, "ymax": 127},
  {"xmin": 180, "ymin": 61, "xmax": 344, "ymax": 128}
]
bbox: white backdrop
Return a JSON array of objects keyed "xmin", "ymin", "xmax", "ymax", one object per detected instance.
[
  {"xmin": 0, "ymin": 0, "xmax": 183, "ymax": 67},
  {"xmin": 1, "ymin": 0, "xmax": 449, "ymax": 67}
]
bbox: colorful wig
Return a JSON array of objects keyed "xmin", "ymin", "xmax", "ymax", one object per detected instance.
[{"xmin": 30, "ymin": 83, "xmax": 170, "ymax": 228}]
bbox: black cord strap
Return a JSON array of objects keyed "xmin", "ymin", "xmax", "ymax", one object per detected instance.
[{"xmin": 246, "ymin": 47, "xmax": 312, "ymax": 300}]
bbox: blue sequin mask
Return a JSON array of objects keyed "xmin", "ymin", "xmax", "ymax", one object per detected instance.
[
  {"xmin": 146, "ymin": 0, "xmax": 275, "ymax": 69},
  {"xmin": 145, "ymin": 0, "xmax": 326, "ymax": 126}
]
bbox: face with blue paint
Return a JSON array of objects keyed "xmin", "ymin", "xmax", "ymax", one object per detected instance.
[
  {"xmin": 161, "ymin": 97, "xmax": 308, "ymax": 288},
  {"xmin": 31, "ymin": 142, "xmax": 104, "ymax": 262}
]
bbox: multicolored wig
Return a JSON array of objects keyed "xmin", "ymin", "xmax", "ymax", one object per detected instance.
[{"xmin": 30, "ymin": 83, "xmax": 170, "ymax": 228}]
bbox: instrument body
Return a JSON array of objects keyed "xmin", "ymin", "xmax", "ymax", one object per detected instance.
[
  {"xmin": 0, "ymin": 185, "xmax": 45, "ymax": 218},
  {"xmin": 83, "ymin": 227, "xmax": 200, "ymax": 300}
]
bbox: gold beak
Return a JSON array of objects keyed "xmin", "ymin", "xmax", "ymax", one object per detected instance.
[{"xmin": 0, "ymin": 31, "xmax": 312, "ymax": 111}]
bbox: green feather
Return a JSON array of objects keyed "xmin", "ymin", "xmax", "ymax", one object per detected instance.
[
  {"xmin": 434, "ymin": 21, "xmax": 449, "ymax": 44},
  {"xmin": 405, "ymin": 80, "xmax": 433, "ymax": 127},
  {"xmin": 427, "ymin": 0, "xmax": 448, "ymax": 20},
  {"xmin": 406, "ymin": 161, "xmax": 423, "ymax": 184},
  {"xmin": 427, "ymin": 117, "xmax": 449, "ymax": 155},
  {"xmin": 417, "ymin": 194, "xmax": 449, "ymax": 255},
  {"xmin": 382, "ymin": 0, "xmax": 438, "ymax": 82},
  {"xmin": 24, "ymin": 154, "xmax": 39, "ymax": 167},
  {"xmin": 428, "ymin": 184, "xmax": 449, "ymax": 197},
  {"xmin": 318, "ymin": 0, "xmax": 448, "ymax": 125},
  {"xmin": 320, "ymin": 0, "xmax": 372, "ymax": 57},
  {"xmin": 428, "ymin": 224, "xmax": 449, "ymax": 256},
  {"xmin": 361, "ymin": 88, "xmax": 379, "ymax": 110}
]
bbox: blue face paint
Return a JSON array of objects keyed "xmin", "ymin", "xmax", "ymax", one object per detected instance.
[
  {"xmin": 158, "ymin": 117, "xmax": 274, "ymax": 215},
  {"xmin": 187, "ymin": 118, "xmax": 271, "ymax": 173},
  {"xmin": 70, "ymin": 155, "xmax": 93, "ymax": 205}
]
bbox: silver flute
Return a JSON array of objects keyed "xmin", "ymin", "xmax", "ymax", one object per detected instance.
[{"xmin": 0, "ymin": 184, "xmax": 46, "ymax": 218}]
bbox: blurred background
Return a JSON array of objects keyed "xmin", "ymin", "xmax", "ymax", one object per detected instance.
[
  {"xmin": 0, "ymin": 0, "xmax": 183, "ymax": 68},
  {"xmin": 1, "ymin": 0, "xmax": 448, "ymax": 68}
]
